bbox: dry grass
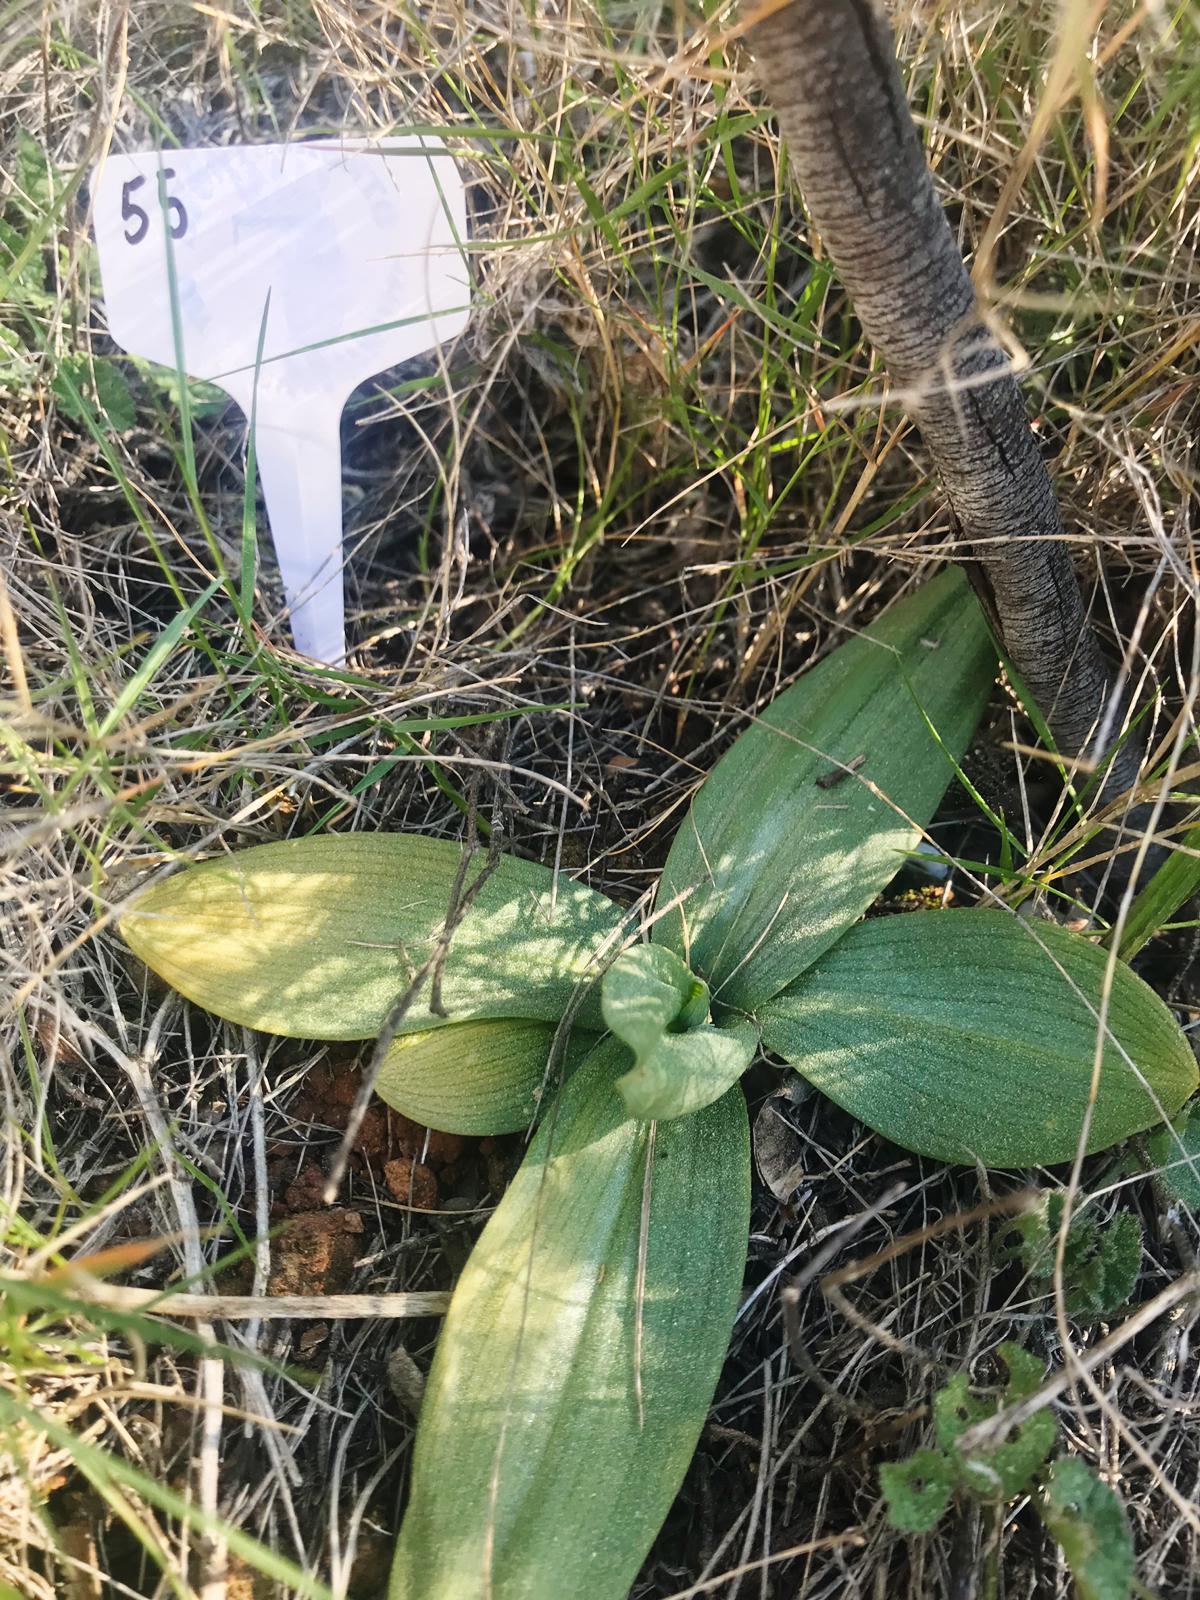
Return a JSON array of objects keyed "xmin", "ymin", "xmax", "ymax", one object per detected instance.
[{"xmin": 2, "ymin": 0, "xmax": 1200, "ymax": 1595}]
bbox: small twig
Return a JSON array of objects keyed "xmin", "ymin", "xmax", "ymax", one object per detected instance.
[
  {"xmin": 633, "ymin": 1118, "xmax": 656, "ymax": 1433},
  {"xmin": 819, "ymin": 1190, "xmax": 1038, "ymax": 1295},
  {"xmin": 782, "ymin": 1180, "xmax": 910, "ymax": 1419},
  {"xmin": 320, "ymin": 781, "xmax": 503, "ymax": 1205},
  {"xmin": 658, "ymin": 1531, "xmax": 868, "ymax": 1600},
  {"xmin": 59, "ymin": 1280, "xmax": 451, "ymax": 1321},
  {"xmin": 815, "ymin": 1189, "xmax": 1037, "ymax": 1369}
]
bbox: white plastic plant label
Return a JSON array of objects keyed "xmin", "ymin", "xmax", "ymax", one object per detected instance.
[{"xmin": 93, "ymin": 140, "xmax": 471, "ymax": 664}]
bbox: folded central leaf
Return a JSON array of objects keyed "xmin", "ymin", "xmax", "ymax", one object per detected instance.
[
  {"xmin": 601, "ymin": 944, "xmax": 759, "ymax": 1121},
  {"xmin": 601, "ymin": 944, "xmax": 710, "ymax": 1053}
]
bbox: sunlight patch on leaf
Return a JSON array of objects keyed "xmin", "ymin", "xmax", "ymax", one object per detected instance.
[{"xmin": 122, "ymin": 834, "xmax": 623, "ymax": 1040}]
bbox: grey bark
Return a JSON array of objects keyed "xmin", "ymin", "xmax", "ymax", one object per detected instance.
[{"xmin": 746, "ymin": 0, "xmax": 1141, "ymax": 802}]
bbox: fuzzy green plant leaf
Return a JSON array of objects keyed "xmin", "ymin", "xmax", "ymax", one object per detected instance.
[
  {"xmin": 654, "ymin": 567, "xmax": 994, "ymax": 1011},
  {"xmin": 887, "ymin": 1344, "xmax": 1055, "ymax": 1529},
  {"xmin": 933, "ymin": 1374, "xmax": 992, "ymax": 1448},
  {"xmin": 933, "ymin": 1344, "xmax": 1056, "ymax": 1502},
  {"xmin": 879, "ymin": 1449, "xmax": 955, "ymax": 1533},
  {"xmin": 761, "ymin": 909, "xmax": 1198, "ymax": 1165},
  {"xmin": 375, "ymin": 1019, "xmax": 597, "ymax": 1135},
  {"xmin": 959, "ymin": 1401, "xmax": 1056, "ymax": 1502},
  {"xmin": 389, "ymin": 1036, "xmax": 751, "ymax": 1600},
  {"xmin": 1005, "ymin": 1197, "xmax": 1142, "ymax": 1320},
  {"xmin": 1067, "ymin": 1214, "xmax": 1142, "ymax": 1320},
  {"xmin": 120, "ymin": 834, "xmax": 623, "ymax": 1041},
  {"xmin": 1039, "ymin": 1459, "xmax": 1134, "ymax": 1600}
]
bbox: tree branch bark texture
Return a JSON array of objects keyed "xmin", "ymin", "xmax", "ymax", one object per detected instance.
[{"xmin": 746, "ymin": 0, "xmax": 1139, "ymax": 800}]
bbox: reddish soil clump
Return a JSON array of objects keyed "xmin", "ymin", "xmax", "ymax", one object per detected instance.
[
  {"xmin": 267, "ymin": 1209, "xmax": 364, "ymax": 1298},
  {"xmin": 383, "ymin": 1156, "xmax": 439, "ymax": 1209}
]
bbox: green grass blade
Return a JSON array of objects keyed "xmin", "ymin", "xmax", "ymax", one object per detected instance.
[
  {"xmin": 1115, "ymin": 822, "xmax": 1200, "ymax": 960},
  {"xmin": 240, "ymin": 289, "xmax": 273, "ymax": 630},
  {"xmin": 0, "ymin": 1392, "xmax": 333, "ymax": 1598},
  {"xmin": 96, "ymin": 576, "xmax": 223, "ymax": 738}
]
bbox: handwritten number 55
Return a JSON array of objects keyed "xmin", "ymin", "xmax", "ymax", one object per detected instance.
[{"xmin": 121, "ymin": 171, "xmax": 188, "ymax": 245}]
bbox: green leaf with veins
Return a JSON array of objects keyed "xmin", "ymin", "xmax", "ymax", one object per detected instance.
[
  {"xmin": 1142, "ymin": 1097, "xmax": 1200, "ymax": 1211},
  {"xmin": 761, "ymin": 910, "xmax": 1198, "ymax": 1165},
  {"xmin": 388, "ymin": 1036, "xmax": 750, "ymax": 1600},
  {"xmin": 116, "ymin": 569, "xmax": 1195, "ymax": 1600},
  {"xmin": 653, "ymin": 566, "xmax": 994, "ymax": 1010},
  {"xmin": 375, "ymin": 1017, "xmax": 598, "ymax": 1135},
  {"xmin": 121, "ymin": 833, "xmax": 623, "ymax": 1041}
]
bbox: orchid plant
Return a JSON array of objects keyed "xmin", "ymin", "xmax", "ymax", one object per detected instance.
[{"xmin": 122, "ymin": 570, "xmax": 1196, "ymax": 1599}]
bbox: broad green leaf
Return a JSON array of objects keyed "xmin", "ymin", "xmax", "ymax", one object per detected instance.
[
  {"xmin": 654, "ymin": 568, "xmax": 994, "ymax": 1011},
  {"xmin": 376, "ymin": 1019, "xmax": 598, "ymax": 1135},
  {"xmin": 121, "ymin": 834, "xmax": 623, "ymax": 1040},
  {"xmin": 1142, "ymin": 1098, "xmax": 1200, "ymax": 1210},
  {"xmin": 615, "ymin": 1019, "xmax": 759, "ymax": 1122},
  {"xmin": 761, "ymin": 909, "xmax": 1198, "ymax": 1166},
  {"xmin": 879, "ymin": 1449, "xmax": 954, "ymax": 1533},
  {"xmin": 390, "ymin": 1037, "xmax": 750, "ymax": 1600},
  {"xmin": 1040, "ymin": 1459, "xmax": 1134, "ymax": 1600}
]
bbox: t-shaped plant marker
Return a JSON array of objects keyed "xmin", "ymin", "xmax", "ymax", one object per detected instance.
[{"xmin": 93, "ymin": 139, "xmax": 471, "ymax": 664}]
